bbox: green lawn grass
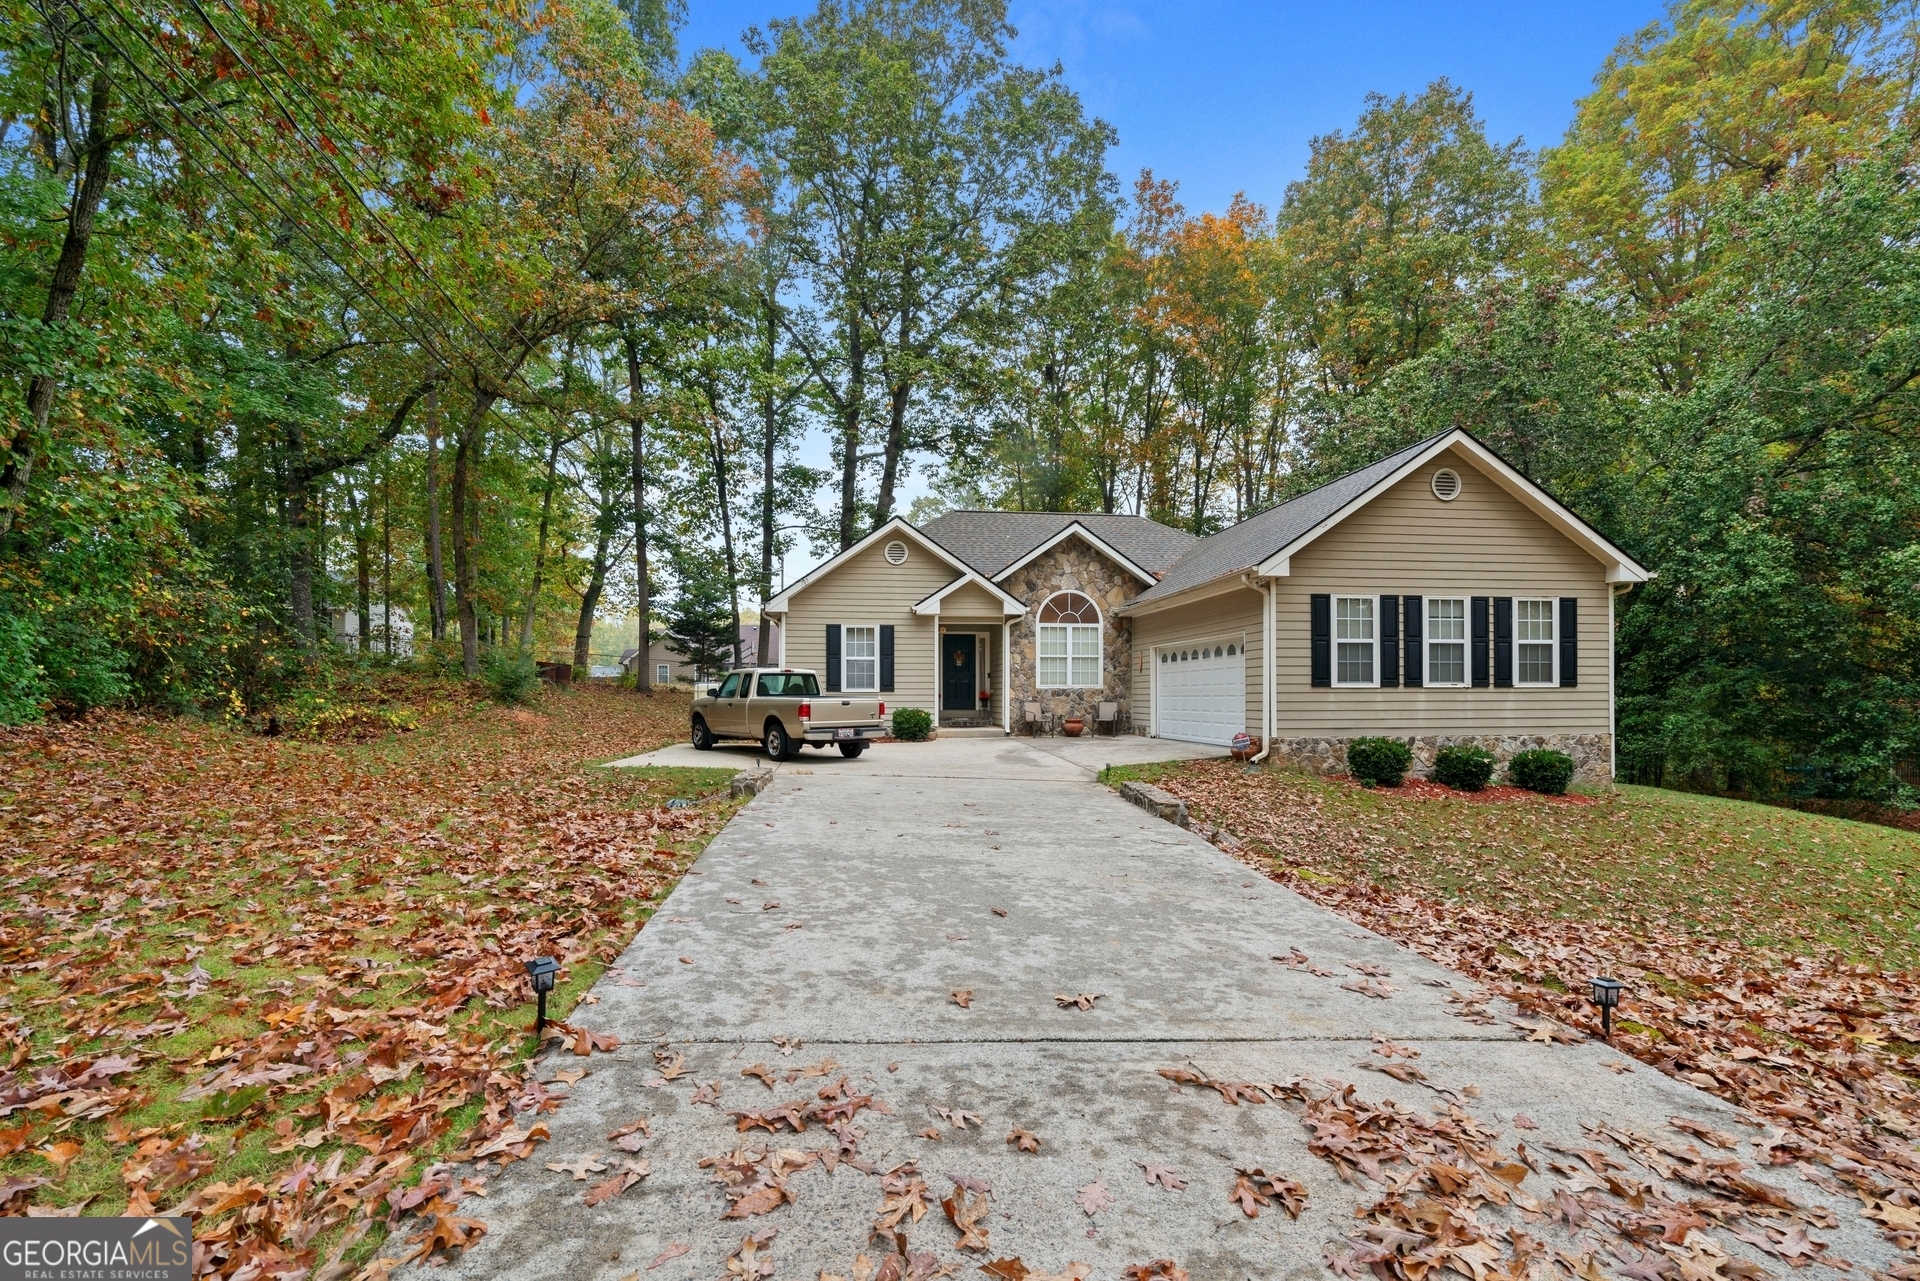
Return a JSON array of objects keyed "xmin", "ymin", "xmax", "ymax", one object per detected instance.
[
  {"xmin": 0, "ymin": 684, "xmax": 735, "ymax": 1268},
  {"xmin": 1107, "ymin": 761, "xmax": 1920, "ymax": 967}
]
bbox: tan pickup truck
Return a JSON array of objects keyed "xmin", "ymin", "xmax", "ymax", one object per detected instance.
[{"xmin": 689, "ymin": 668, "xmax": 887, "ymax": 761}]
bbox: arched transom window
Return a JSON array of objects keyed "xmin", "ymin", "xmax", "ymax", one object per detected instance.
[{"xmin": 1037, "ymin": 591, "xmax": 1102, "ymax": 688}]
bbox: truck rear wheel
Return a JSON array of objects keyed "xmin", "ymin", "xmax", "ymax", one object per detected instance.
[
  {"xmin": 838, "ymin": 741, "xmax": 867, "ymax": 758},
  {"xmin": 764, "ymin": 720, "xmax": 794, "ymax": 761}
]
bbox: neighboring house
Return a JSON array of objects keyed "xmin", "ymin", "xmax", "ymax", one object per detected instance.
[
  {"xmin": 619, "ymin": 623, "xmax": 780, "ymax": 686},
  {"xmin": 328, "ymin": 605, "xmax": 413, "ymax": 658},
  {"xmin": 762, "ymin": 428, "xmax": 1649, "ymax": 784}
]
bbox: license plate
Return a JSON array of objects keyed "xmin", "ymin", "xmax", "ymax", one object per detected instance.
[{"xmin": 834, "ymin": 728, "xmax": 856, "ymax": 740}]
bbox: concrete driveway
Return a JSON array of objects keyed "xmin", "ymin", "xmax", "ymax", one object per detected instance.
[
  {"xmin": 429, "ymin": 749, "xmax": 1885, "ymax": 1280},
  {"xmin": 606, "ymin": 729, "xmax": 1224, "ymax": 779}
]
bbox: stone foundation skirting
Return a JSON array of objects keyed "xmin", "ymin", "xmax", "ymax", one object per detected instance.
[{"xmin": 1263, "ymin": 733, "xmax": 1613, "ymax": 785}]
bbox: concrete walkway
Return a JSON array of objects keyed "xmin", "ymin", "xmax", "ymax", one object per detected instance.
[
  {"xmin": 605, "ymin": 730, "xmax": 1224, "ymax": 777},
  {"xmin": 431, "ymin": 745, "xmax": 1885, "ymax": 1280}
]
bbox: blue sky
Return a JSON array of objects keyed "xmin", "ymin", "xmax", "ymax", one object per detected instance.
[
  {"xmin": 679, "ymin": 0, "xmax": 1669, "ymax": 214},
  {"xmin": 673, "ymin": 0, "xmax": 1672, "ymax": 588}
]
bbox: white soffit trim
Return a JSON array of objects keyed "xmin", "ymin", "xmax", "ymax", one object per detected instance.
[
  {"xmin": 912, "ymin": 571, "xmax": 1027, "ymax": 617},
  {"xmin": 991, "ymin": 521, "xmax": 1157, "ymax": 587},
  {"xmin": 1252, "ymin": 430, "xmax": 1652, "ymax": 583},
  {"xmin": 763, "ymin": 518, "xmax": 975, "ymax": 613}
]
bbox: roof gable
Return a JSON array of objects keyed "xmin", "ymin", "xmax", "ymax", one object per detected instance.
[
  {"xmin": 920, "ymin": 511, "xmax": 1197, "ymax": 579},
  {"xmin": 1121, "ymin": 429, "xmax": 1650, "ymax": 613}
]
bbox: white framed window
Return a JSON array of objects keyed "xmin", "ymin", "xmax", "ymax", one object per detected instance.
[
  {"xmin": 1425, "ymin": 597, "xmax": 1467, "ymax": 686},
  {"xmin": 1334, "ymin": 595, "xmax": 1376, "ymax": 687},
  {"xmin": 656, "ymin": 663, "xmax": 670, "ymax": 685},
  {"xmin": 1036, "ymin": 591, "xmax": 1102, "ymax": 688},
  {"xmin": 1516, "ymin": 599, "xmax": 1556, "ymax": 686},
  {"xmin": 843, "ymin": 624, "xmax": 878, "ymax": 691}
]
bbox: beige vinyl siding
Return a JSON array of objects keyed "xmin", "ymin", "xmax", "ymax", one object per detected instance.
[
  {"xmin": 1129, "ymin": 586, "xmax": 1264, "ymax": 738},
  {"xmin": 1273, "ymin": 446, "xmax": 1611, "ymax": 736},
  {"xmin": 777, "ymin": 539, "xmax": 954, "ymax": 712},
  {"xmin": 937, "ymin": 581, "xmax": 1006, "ymax": 617}
]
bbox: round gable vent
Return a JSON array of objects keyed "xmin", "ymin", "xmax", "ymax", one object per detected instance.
[
  {"xmin": 1431, "ymin": 467, "xmax": 1462, "ymax": 501},
  {"xmin": 884, "ymin": 539, "xmax": 909, "ymax": 565}
]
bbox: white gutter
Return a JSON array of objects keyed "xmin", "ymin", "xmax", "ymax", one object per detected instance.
[{"xmin": 1242, "ymin": 573, "xmax": 1274, "ymax": 764}]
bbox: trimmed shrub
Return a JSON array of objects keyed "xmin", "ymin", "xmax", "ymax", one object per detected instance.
[
  {"xmin": 1433, "ymin": 745, "xmax": 1496, "ymax": 791},
  {"xmin": 482, "ymin": 647, "xmax": 540, "ymax": 705},
  {"xmin": 890, "ymin": 706, "xmax": 933, "ymax": 741},
  {"xmin": 1347, "ymin": 736, "xmax": 1412, "ymax": 787},
  {"xmin": 1509, "ymin": 748, "xmax": 1576, "ymax": 795}
]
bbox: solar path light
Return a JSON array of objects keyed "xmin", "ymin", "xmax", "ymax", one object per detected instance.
[
  {"xmin": 525, "ymin": 956, "xmax": 560, "ymax": 1040},
  {"xmin": 1588, "ymin": 976, "xmax": 1624, "ymax": 1039}
]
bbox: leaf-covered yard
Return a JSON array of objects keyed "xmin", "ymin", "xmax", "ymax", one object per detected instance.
[
  {"xmin": 0, "ymin": 683, "xmax": 726, "ymax": 1276},
  {"xmin": 1114, "ymin": 759, "xmax": 1920, "ymax": 1267}
]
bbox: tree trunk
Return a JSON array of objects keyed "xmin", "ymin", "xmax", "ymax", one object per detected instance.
[
  {"xmin": 288, "ymin": 473, "xmax": 317, "ymax": 645},
  {"xmin": 424, "ymin": 386, "xmax": 448, "ymax": 642},
  {"xmin": 758, "ymin": 298, "xmax": 778, "ymax": 667},
  {"xmin": 350, "ymin": 483, "xmax": 371, "ymax": 653},
  {"xmin": 451, "ymin": 388, "xmax": 496, "ymax": 676},
  {"xmin": 574, "ymin": 529, "xmax": 611, "ymax": 671},
  {"xmin": 874, "ymin": 379, "xmax": 910, "ymax": 529},
  {"xmin": 837, "ymin": 315, "xmax": 866, "ymax": 550},
  {"xmin": 705, "ymin": 382, "xmax": 743, "ymax": 669},
  {"xmin": 381, "ymin": 463, "xmax": 393, "ymax": 656},
  {"xmin": 624, "ymin": 331, "xmax": 651, "ymax": 693},
  {"xmin": 0, "ymin": 65, "xmax": 116, "ymax": 536},
  {"xmin": 519, "ymin": 432, "xmax": 563, "ymax": 650}
]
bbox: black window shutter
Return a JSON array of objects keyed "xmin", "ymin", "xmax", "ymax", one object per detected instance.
[
  {"xmin": 1559, "ymin": 597, "xmax": 1578, "ymax": 687},
  {"xmin": 1470, "ymin": 596, "xmax": 1490, "ymax": 688},
  {"xmin": 825, "ymin": 624, "xmax": 841, "ymax": 692},
  {"xmin": 1402, "ymin": 595, "xmax": 1422, "ymax": 688},
  {"xmin": 879, "ymin": 625, "xmax": 895, "ymax": 692},
  {"xmin": 1310, "ymin": 594, "xmax": 1331, "ymax": 687},
  {"xmin": 1493, "ymin": 597, "xmax": 1513, "ymax": 688},
  {"xmin": 1379, "ymin": 595, "xmax": 1399, "ymax": 687}
]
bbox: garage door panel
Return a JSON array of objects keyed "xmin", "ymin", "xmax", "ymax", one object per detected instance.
[{"xmin": 1154, "ymin": 643, "xmax": 1246, "ymax": 746}]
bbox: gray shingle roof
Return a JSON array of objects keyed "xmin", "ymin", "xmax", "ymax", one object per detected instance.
[
  {"xmin": 919, "ymin": 511, "xmax": 1199, "ymax": 579},
  {"xmin": 1122, "ymin": 432, "xmax": 1447, "ymax": 610}
]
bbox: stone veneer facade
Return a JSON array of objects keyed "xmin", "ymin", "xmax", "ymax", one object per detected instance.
[
  {"xmin": 998, "ymin": 536, "xmax": 1139, "ymax": 735},
  {"xmin": 1262, "ymin": 732, "xmax": 1613, "ymax": 786}
]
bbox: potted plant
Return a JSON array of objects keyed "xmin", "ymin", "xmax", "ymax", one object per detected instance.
[
  {"xmin": 978, "ymin": 690, "xmax": 991, "ymax": 709},
  {"xmin": 1063, "ymin": 716, "xmax": 1085, "ymax": 736}
]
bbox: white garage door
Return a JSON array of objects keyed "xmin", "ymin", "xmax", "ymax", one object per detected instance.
[{"xmin": 1154, "ymin": 641, "xmax": 1246, "ymax": 746}]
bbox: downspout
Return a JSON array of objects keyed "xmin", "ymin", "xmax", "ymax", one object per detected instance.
[{"xmin": 1243, "ymin": 573, "xmax": 1274, "ymax": 764}]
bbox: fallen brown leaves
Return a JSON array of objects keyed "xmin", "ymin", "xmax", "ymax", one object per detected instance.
[
  {"xmin": 1230, "ymin": 1166, "xmax": 1306, "ymax": 1218},
  {"xmin": 1052, "ymin": 992, "xmax": 1101, "ymax": 1010},
  {"xmin": 941, "ymin": 1175, "xmax": 991, "ymax": 1251},
  {"xmin": 0, "ymin": 686, "xmax": 726, "ymax": 1275},
  {"xmin": 1152, "ymin": 759, "xmax": 1920, "ymax": 1271}
]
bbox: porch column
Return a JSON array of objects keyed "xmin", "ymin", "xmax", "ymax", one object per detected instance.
[
  {"xmin": 931, "ymin": 615, "xmax": 941, "ymax": 729},
  {"xmin": 1001, "ymin": 622, "xmax": 1010, "ymax": 733}
]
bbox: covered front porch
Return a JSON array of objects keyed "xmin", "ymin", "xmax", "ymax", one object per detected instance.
[{"xmin": 933, "ymin": 619, "xmax": 1008, "ymax": 732}]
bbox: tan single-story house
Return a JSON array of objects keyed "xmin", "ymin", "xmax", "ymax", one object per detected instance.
[
  {"xmin": 762, "ymin": 429, "xmax": 1650, "ymax": 782},
  {"xmin": 622, "ymin": 623, "xmax": 781, "ymax": 686}
]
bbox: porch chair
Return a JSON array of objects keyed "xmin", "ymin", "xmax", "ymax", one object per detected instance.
[
  {"xmin": 1022, "ymin": 702, "xmax": 1043, "ymax": 735},
  {"xmin": 1096, "ymin": 701, "xmax": 1118, "ymax": 735}
]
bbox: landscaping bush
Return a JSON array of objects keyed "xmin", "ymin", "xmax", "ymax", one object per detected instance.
[
  {"xmin": 890, "ymin": 706, "xmax": 933, "ymax": 741},
  {"xmin": 482, "ymin": 647, "xmax": 541, "ymax": 704},
  {"xmin": 1433, "ymin": 745, "xmax": 1496, "ymax": 791},
  {"xmin": 1508, "ymin": 748, "xmax": 1576, "ymax": 795},
  {"xmin": 1347, "ymin": 737, "xmax": 1412, "ymax": 786}
]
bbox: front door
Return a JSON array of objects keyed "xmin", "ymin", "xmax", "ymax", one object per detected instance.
[{"xmin": 942, "ymin": 634, "xmax": 977, "ymax": 713}]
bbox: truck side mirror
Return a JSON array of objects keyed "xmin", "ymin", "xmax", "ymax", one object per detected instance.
[{"xmin": 707, "ymin": 687, "xmax": 721, "ymax": 697}]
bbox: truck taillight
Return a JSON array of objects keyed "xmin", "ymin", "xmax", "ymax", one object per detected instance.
[
  {"xmin": 797, "ymin": 701, "xmax": 810, "ymax": 719},
  {"xmin": 877, "ymin": 702, "xmax": 885, "ymax": 717}
]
